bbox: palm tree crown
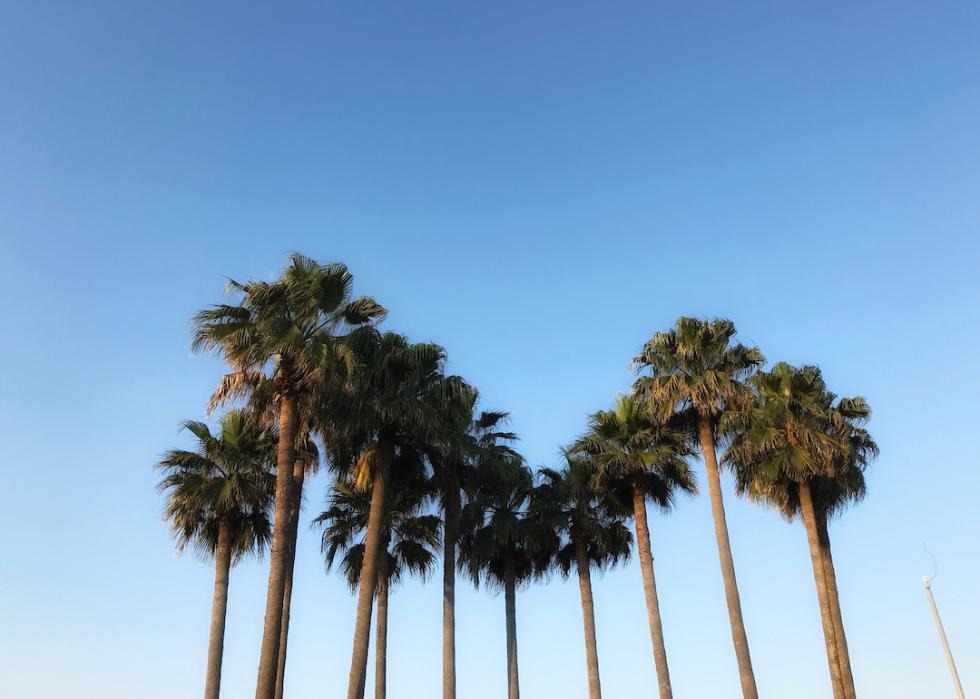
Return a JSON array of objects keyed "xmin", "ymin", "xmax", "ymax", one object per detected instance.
[
  {"xmin": 192, "ymin": 254, "xmax": 386, "ymax": 409},
  {"xmin": 316, "ymin": 475, "xmax": 441, "ymax": 590},
  {"xmin": 533, "ymin": 452, "xmax": 632, "ymax": 578},
  {"xmin": 321, "ymin": 331, "xmax": 454, "ymax": 487},
  {"xmin": 632, "ymin": 316, "xmax": 764, "ymax": 422},
  {"xmin": 724, "ymin": 363, "xmax": 877, "ymax": 510},
  {"xmin": 156, "ymin": 409, "xmax": 275, "ymax": 560},
  {"xmin": 459, "ymin": 459, "xmax": 552, "ymax": 590},
  {"xmin": 573, "ymin": 394, "xmax": 697, "ymax": 506}
]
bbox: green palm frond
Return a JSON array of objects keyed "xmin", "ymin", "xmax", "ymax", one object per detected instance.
[
  {"xmin": 155, "ymin": 409, "xmax": 275, "ymax": 563},
  {"xmin": 530, "ymin": 451, "xmax": 634, "ymax": 578},
  {"xmin": 632, "ymin": 317, "xmax": 764, "ymax": 424},
  {"xmin": 571, "ymin": 394, "xmax": 697, "ymax": 509},
  {"xmin": 192, "ymin": 255, "xmax": 387, "ymax": 416},
  {"xmin": 315, "ymin": 472, "xmax": 441, "ymax": 592},
  {"xmin": 726, "ymin": 362, "xmax": 878, "ymax": 522}
]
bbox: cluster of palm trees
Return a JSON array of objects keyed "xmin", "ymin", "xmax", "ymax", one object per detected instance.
[{"xmin": 155, "ymin": 254, "xmax": 878, "ymax": 699}]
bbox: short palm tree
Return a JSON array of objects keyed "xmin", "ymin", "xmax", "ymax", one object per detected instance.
[
  {"xmin": 426, "ymin": 379, "xmax": 518, "ymax": 699},
  {"xmin": 316, "ymin": 474, "xmax": 441, "ymax": 699},
  {"xmin": 572, "ymin": 395, "xmax": 695, "ymax": 699},
  {"xmin": 192, "ymin": 253, "xmax": 385, "ymax": 699},
  {"xmin": 318, "ymin": 331, "xmax": 456, "ymax": 699},
  {"xmin": 155, "ymin": 410, "xmax": 275, "ymax": 699},
  {"xmin": 633, "ymin": 317, "xmax": 764, "ymax": 699},
  {"xmin": 726, "ymin": 366, "xmax": 876, "ymax": 699},
  {"xmin": 459, "ymin": 458, "xmax": 552, "ymax": 699},
  {"xmin": 532, "ymin": 451, "xmax": 632, "ymax": 699}
]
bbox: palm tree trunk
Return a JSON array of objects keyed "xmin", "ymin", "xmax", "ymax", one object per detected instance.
[
  {"xmin": 274, "ymin": 457, "xmax": 307, "ymax": 699},
  {"xmin": 573, "ymin": 536, "xmax": 603, "ymax": 699},
  {"xmin": 504, "ymin": 558, "xmax": 520, "ymax": 699},
  {"xmin": 204, "ymin": 521, "xmax": 233, "ymax": 699},
  {"xmin": 631, "ymin": 481, "xmax": 673, "ymax": 699},
  {"xmin": 255, "ymin": 394, "xmax": 299, "ymax": 699},
  {"xmin": 799, "ymin": 481, "xmax": 846, "ymax": 699},
  {"xmin": 818, "ymin": 511, "xmax": 856, "ymax": 698},
  {"xmin": 375, "ymin": 556, "xmax": 389, "ymax": 699},
  {"xmin": 346, "ymin": 436, "xmax": 394, "ymax": 699},
  {"xmin": 442, "ymin": 481, "xmax": 459, "ymax": 699},
  {"xmin": 697, "ymin": 416, "xmax": 758, "ymax": 699}
]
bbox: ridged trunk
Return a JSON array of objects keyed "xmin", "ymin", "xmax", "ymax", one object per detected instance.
[
  {"xmin": 799, "ymin": 481, "xmax": 846, "ymax": 699},
  {"xmin": 274, "ymin": 457, "xmax": 307, "ymax": 699},
  {"xmin": 697, "ymin": 417, "xmax": 758, "ymax": 699},
  {"xmin": 255, "ymin": 394, "xmax": 299, "ymax": 699},
  {"xmin": 631, "ymin": 481, "xmax": 673, "ymax": 699},
  {"xmin": 817, "ymin": 511, "xmax": 856, "ymax": 698},
  {"xmin": 442, "ymin": 482, "xmax": 460, "ymax": 699},
  {"xmin": 345, "ymin": 436, "xmax": 394, "ymax": 699},
  {"xmin": 504, "ymin": 559, "xmax": 520, "ymax": 699},
  {"xmin": 573, "ymin": 536, "xmax": 603, "ymax": 699},
  {"xmin": 375, "ymin": 554, "xmax": 389, "ymax": 699},
  {"xmin": 204, "ymin": 521, "xmax": 233, "ymax": 699}
]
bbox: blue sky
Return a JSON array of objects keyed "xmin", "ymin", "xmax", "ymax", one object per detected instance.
[{"xmin": 2, "ymin": 2, "xmax": 979, "ymax": 697}]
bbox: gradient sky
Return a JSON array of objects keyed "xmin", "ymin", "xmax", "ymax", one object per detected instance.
[{"xmin": 2, "ymin": 2, "xmax": 979, "ymax": 698}]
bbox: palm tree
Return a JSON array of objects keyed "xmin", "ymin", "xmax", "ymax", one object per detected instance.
[
  {"xmin": 459, "ymin": 458, "xmax": 552, "ymax": 699},
  {"xmin": 632, "ymin": 317, "xmax": 764, "ymax": 699},
  {"xmin": 724, "ymin": 363, "xmax": 847, "ymax": 696},
  {"xmin": 155, "ymin": 410, "xmax": 275, "ymax": 699},
  {"xmin": 319, "ymin": 331, "xmax": 455, "ymax": 699},
  {"xmin": 572, "ymin": 395, "xmax": 696, "ymax": 699},
  {"xmin": 532, "ymin": 451, "xmax": 632, "ymax": 699},
  {"xmin": 315, "ymin": 474, "xmax": 441, "ymax": 699},
  {"xmin": 726, "ymin": 367, "xmax": 876, "ymax": 699},
  {"xmin": 192, "ymin": 253, "xmax": 385, "ymax": 699},
  {"xmin": 426, "ymin": 380, "xmax": 518, "ymax": 699}
]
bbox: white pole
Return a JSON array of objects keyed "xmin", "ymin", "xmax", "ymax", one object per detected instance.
[{"xmin": 923, "ymin": 577, "xmax": 966, "ymax": 699}]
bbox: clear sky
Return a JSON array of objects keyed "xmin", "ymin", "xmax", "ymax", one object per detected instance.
[{"xmin": 2, "ymin": 2, "xmax": 978, "ymax": 698}]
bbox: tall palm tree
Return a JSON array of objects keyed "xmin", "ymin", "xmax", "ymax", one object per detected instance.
[
  {"xmin": 315, "ymin": 475, "xmax": 441, "ymax": 699},
  {"xmin": 459, "ymin": 458, "xmax": 552, "ymax": 699},
  {"xmin": 532, "ymin": 451, "xmax": 632, "ymax": 699},
  {"xmin": 192, "ymin": 254, "xmax": 385, "ymax": 699},
  {"xmin": 726, "ymin": 368, "xmax": 876, "ymax": 699},
  {"xmin": 426, "ymin": 380, "xmax": 518, "ymax": 699},
  {"xmin": 632, "ymin": 317, "xmax": 764, "ymax": 699},
  {"xmin": 572, "ymin": 395, "xmax": 696, "ymax": 699},
  {"xmin": 319, "ymin": 331, "xmax": 456, "ymax": 699},
  {"xmin": 724, "ymin": 363, "xmax": 847, "ymax": 696},
  {"xmin": 155, "ymin": 410, "xmax": 275, "ymax": 699}
]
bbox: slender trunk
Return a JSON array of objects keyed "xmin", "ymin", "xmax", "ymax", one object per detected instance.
[
  {"xmin": 697, "ymin": 417, "xmax": 758, "ymax": 699},
  {"xmin": 274, "ymin": 457, "xmax": 307, "ymax": 699},
  {"xmin": 630, "ymin": 481, "xmax": 673, "ymax": 699},
  {"xmin": 442, "ymin": 481, "xmax": 459, "ymax": 699},
  {"xmin": 799, "ymin": 481, "xmax": 846, "ymax": 699},
  {"xmin": 375, "ymin": 553, "xmax": 390, "ymax": 699},
  {"xmin": 818, "ymin": 512, "xmax": 856, "ymax": 698},
  {"xmin": 346, "ymin": 436, "xmax": 394, "ymax": 699},
  {"xmin": 573, "ymin": 536, "xmax": 603, "ymax": 699},
  {"xmin": 204, "ymin": 521, "xmax": 233, "ymax": 699},
  {"xmin": 255, "ymin": 394, "xmax": 299, "ymax": 699},
  {"xmin": 505, "ymin": 558, "xmax": 520, "ymax": 699}
]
